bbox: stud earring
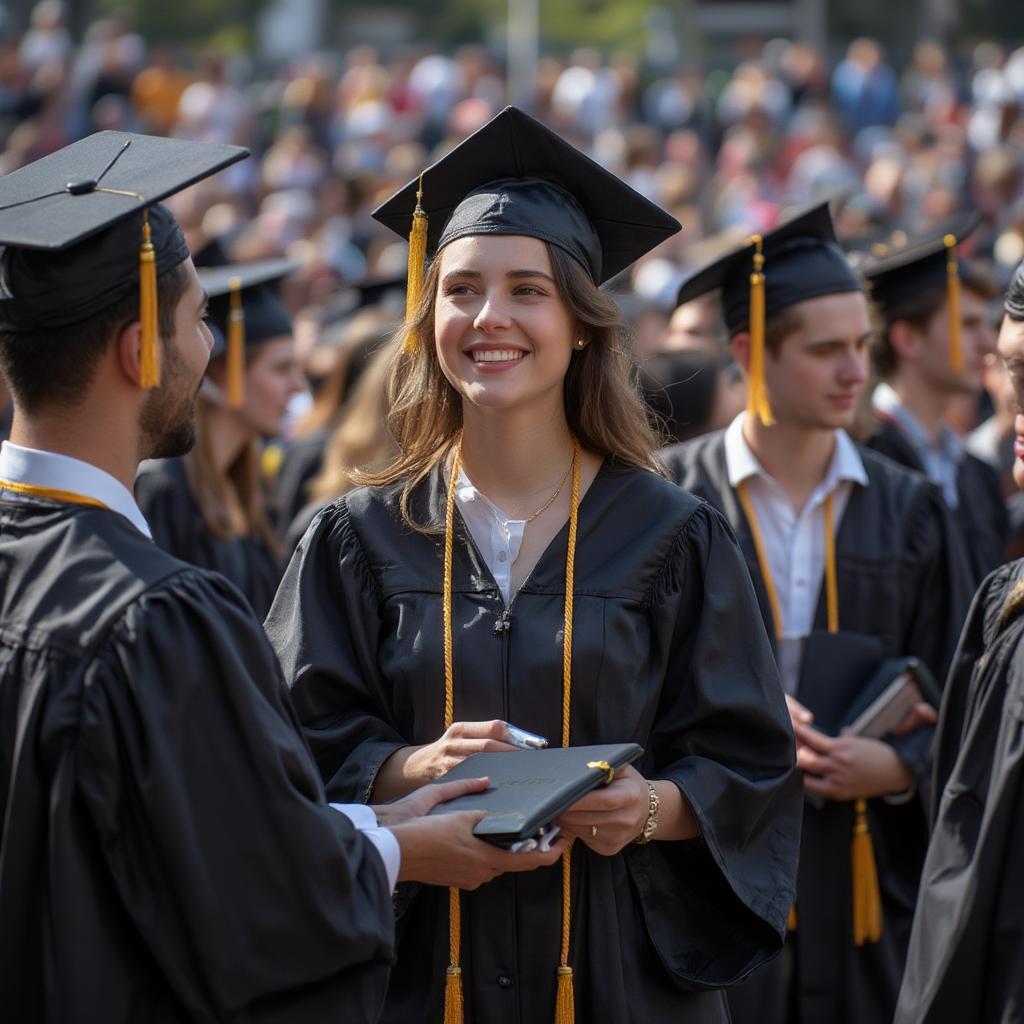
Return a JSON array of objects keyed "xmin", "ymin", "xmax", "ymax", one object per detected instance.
[{"xmin": 575, "ymin": 337, "xmax": 586, "ymax": 350}]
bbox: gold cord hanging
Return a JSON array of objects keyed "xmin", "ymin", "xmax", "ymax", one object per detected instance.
[
  {"xmin": 226, "ymin": 276, "xmax": 246, "ymax": 409},
  {"xmin": 745, "ymin": 235, "xmax": 774, "ymax": 426},
  {"xmin": 738, "ymin": 481, "xmax": 881, "ymax": 943},
  {"xmin": 442, "ymin": 437, "xmax": 582, "ymax": 1024},
  {"xmin": 138, "ymin": 209, "xmax": 159, "ymax": 388},
  {"xmin": 945, "ymin": 234, "xmax": 963, "ymax": 373},
  {"xmin": 404, "ymin": 172, "xmax": 429, "ymax": 352}
]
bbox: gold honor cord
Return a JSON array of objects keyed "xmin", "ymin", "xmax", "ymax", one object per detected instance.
[
  {"xmin": 736, "ymin": 479, "xmax": 882, "ymax": 946},
  {"xmin": 441, "ymin": 437, "xmax": 582, "ymax": 1024},
  {"xmin": 0, "ymin": 479, "xmax": 108, "ymax": 510}
]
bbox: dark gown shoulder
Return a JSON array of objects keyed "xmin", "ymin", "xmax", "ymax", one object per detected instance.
[
  {"xmin": 0, "ymin": 498, "xmax": 394, "ymax": 1024},
  {"xmin": 135, "ymin": 456, "xmax": 284, "ymax": 620},
  {"xmin": 275, "ymin": 430, "xmax": 329, "ymax": 530},
  {"xmin": 896, "ymin": 557, "xmax": 1024, "ymax": 1023}
]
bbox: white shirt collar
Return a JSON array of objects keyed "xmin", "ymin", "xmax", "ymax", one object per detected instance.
[
  {"xmin": 723, "ymin": 412, "xmax": 868, "ymax": 494},
  {"xmin": 0, "ymin": 441, "xmax": 152, "ymax": 538}
]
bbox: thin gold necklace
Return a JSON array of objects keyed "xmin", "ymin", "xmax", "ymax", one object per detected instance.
[{"xmin": 459, "ymin": 449, "xmax": 572, "ymax": 528}]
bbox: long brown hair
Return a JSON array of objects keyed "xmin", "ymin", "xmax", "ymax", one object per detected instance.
[
  {"xmin": 357, "ymin": 241, "xmax": 663, "ymax": 529},
  {"xmin": 309, "ymin": 342, "xmax": 398, "ymax": 503},
  {"xmin": 183, "ymin": 392, "xmax": 282, "ymax": 555}
]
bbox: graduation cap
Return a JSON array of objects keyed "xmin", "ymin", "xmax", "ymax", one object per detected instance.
[
  {"xmin": 372, "ymin": 105, "xmax": 680, "ymax": 350},
  {"xmin": 674, "ymin": 201, "xmax": 863, "ymax": 426},
  {"xmin": 858, "ymin": 214, "xmax": 981, "ymax": 372},
  {"xmin": 0, "ymin": 131, "xmax": 247, "ymax": 388},
  {"xmin": 197, "ymin": 258, "xmax": 297, "ymax": 408}
]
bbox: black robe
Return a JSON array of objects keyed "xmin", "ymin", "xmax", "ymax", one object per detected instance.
[
  {"xmin": 275, "ymin": 429, "xmax": 330, "ymax": 533},
  {"xmin": 0, "ymin": 495, "xmax": 394, "ymax": 1023},
  {"xmin": 135, "ymin": 456, "xmax": 284, "ymax": 620},
  {"xmin": 867, "ymin": 414, "xmax": 1009, "ymax": 590},
  {"xmin": 266, "ymin": 462, "xmax": 803, "ymax": 1024},
  {"xmin": 895, "ymin": 558, "xmax": 1024, "ymax": 1023},
  {"xmin": 660, "ymin": 431, "xmax": 974, "ymax": 1024}
]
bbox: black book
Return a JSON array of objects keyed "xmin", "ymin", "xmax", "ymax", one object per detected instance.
[{"xmin": 428, "ymin": 743, "xmax": 643, "ymax": 846}]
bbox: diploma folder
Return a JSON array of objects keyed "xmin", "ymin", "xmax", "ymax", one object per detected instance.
[{"xmin": 428, "ymin": 743, "xmax": 643, "ymax": 846}]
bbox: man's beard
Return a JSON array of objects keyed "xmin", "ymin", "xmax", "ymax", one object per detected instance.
[{"xmin": 139, "ymin": 344, "xmax": 200, "ymax": 460}]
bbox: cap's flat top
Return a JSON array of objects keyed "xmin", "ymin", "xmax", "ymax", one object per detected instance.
[
  {"xmin": 197, "ymin": 258, "xmax": 298, "ymax": 298},
  {"xmin": 372, "ymin": 106, "xmax": 680, "ymax": 284},
  {"xmin": 858, "ymin": 213, "xmax": 980, "ymax": 283},
  {"xmin": 676, "ymin": 201, "xmax": 837, "ymax": 307},
  {"xmin": 0, "ymin": 132, "xmax": 247, "ymax": 251}
]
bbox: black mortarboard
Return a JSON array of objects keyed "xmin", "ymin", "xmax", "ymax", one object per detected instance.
[
  {"xmin": 372, "ymin": 106, "xmax": 680, "ymax": 334},
  {"xmin": 858, "ymin": 215, "xmax": 980, "ymax": 372},
  {"xmin": 675, "ymin": 201, "xmax": 862, "ymax": 424},
  {"xmin": 197, "ymin": 258, "xmax": 296, "ymax": 408},
  {"xmin": 0, "ymin": 131, "xmax": 247, "ymax": 387}
]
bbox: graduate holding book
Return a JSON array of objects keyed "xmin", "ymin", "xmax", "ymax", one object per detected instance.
[
  {"xmin": 660, "ymin": 202, "xmax": 974, "ymax": 1024},
  {"xmin": 265, "ymin": 106, "xmax": 802, "ymax": 1024}
]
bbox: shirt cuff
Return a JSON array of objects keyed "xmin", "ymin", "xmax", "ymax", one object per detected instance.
[{"xmin": 330, "ymin": 803, "xmax": 401, "ymax": 892}]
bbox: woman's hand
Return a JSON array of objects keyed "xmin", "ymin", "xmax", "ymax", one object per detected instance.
[
  {"xmin": 373, "ymin": 721, "xmax": 521, "ymax": 801},
  {"xmin": 795, "ymin": 722, "xmax": 913, "ymax": 801},
  {"xmin": 555, "ymin": 764, "xmax": 650, "ymax": 856}
]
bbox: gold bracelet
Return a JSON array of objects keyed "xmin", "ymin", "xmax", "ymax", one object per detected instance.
[{"xmin": 633, "ymin": 781, "xmax": 660, "ymax": 845}]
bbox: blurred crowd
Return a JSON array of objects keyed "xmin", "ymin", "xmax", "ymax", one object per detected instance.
[{"xmin": 4, "ymin": 1, "xmax": 1024, "ymax": 537}]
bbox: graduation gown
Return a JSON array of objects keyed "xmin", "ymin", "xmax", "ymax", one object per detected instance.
[
  {"xmin": 266, "ymin": 462, "xmax": 803, "ymax": 1024},
  {"xmin": 867, "ymin": 415, "xmax": 1009, "ymax": 589},
  {"xmin": 660, "ymin": 430, "xmax": 974, "ymax": 1024},
  {"xmin": 135, "ymin": 456, "xmax": 284, "ymax": 620},
  {"xmin": 895, "ymin": 559, "xmax": 1024, "ymax": 1024},
  {"xmin": 0, "ymin": 496, "xmax": 394, "ymax": 1023},
  {"xmin": 275, "ymin": 429, "xmax": 329, "ymax": 532}
]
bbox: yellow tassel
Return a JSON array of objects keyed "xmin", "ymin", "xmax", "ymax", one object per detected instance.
[
  {"xmin": 945, "ymin": 234, "xmax": 963, "ymax": 373},
  {"xmin": 746, "ymin": 236, "xmax": 774, "ymax": 426},
  {"xmin": 555, "ymin": 965, "xmax": 575, "ymax": 1024},
  {"xmin": 404, "ymin": 172, "xmax": 428, "ymax": 353},
  {"xmin": 787, "ymin": 904, "xmax": 798, "ymax": 932},
  {"xmin": 851, "ymin": 799, "xmax": 883, "ymax": 945},
  {"xmin": 444, "ymin": 965, "xmax": 464, "ymax": 1024},
  {"xmin": 138, "ymin": 210, "xmax": 159, "ymax": 388},
  {"xmin": 227, "ymin": 277, "xmax": 245, "ymax": 409}
]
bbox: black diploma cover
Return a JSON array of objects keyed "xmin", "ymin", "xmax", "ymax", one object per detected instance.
[{"xmin": 428, "ymin": 743, "xmax": 643, "ymax": 845}]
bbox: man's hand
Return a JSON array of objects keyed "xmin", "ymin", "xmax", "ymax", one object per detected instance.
[
  {"xmin": 795, "ymin": 722, "xmax": 913, "ymax": 801},
  {"xmin": 391, "ymin": 813, "xmax": 566, "ymax": 890},
  {"xmin": 786, "ymin": 694, "xmax": 814, "ymax": 733},
  {"xmin": 891, "ymin": 701, "xmax": 938, "ymax": 736},
  {"xmin": 374, "ymin": 776, "xmax": 491, "ymax": 828}
]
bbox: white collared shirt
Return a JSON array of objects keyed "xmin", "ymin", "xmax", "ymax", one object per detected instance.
[
  {"xmin": 0, "ymin": 440, "xmax": 152, "ymax": 538},
  {"xmin": 724, "ymin": 414, "xmax": 869, "ymax": 694},
  {"xmin": 0, "ymin": 441, "xmax": 402, "ymax": 889},
  {"xmin": 455, "ymin": 466, "xmax": 527, "ymax": 606}
]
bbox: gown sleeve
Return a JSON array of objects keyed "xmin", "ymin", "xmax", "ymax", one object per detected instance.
[
  {"xmin": 264, "ymin": 500, "xmax": 406, "ymax": 803},
  {"xmin": 77, "ymin": 566, "xmax": 395, "ymax": 1023},
  {"xmin": 625, "ymin": 501, "xmax": 803, "ymax": 989},
  {"xmin": 889, "ymin": 482, "xmax": 975, "ymax": 785}
]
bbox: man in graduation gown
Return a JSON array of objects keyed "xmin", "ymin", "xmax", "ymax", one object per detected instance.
[
  {"xmin": 660, "ymin": 202, "xmax": 974, "ymax": 1024},
  {"xmin": 0, "ymin": 133, "xmax": 564, "ymax": 1024},
  {"xmin": 894, "ymin": 259, "xmax": 1024, "ymax": 1024},
  {"xmin": 858, "ymin": 223, "xmax": 1008, "ymax": 588}
]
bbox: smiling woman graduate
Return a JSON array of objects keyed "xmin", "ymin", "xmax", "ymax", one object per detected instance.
[{"xmin": 265, "ymin": 106, "xmax": 802, "ymax": 1024}]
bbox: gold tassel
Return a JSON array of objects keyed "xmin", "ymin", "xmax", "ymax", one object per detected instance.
[
  {"xmin": 851, "ymin": 799, "xmax": 883, "ymax": 945},
  {"xmin": 404, "ymin": 172, "xmax": 428, "ymax": 353},
  {"xmin": 746, "ymin": 235, "xmax": 774, "ymax": 426},
  {"xmin": 227, "ymin": 277, "xmax": 245, "ymax": 409},
  {"xmin": 945, "ymin": 234, "xmax": 963, "ymax": 373},
  {"xmin": 555, "ymin": 966, "xmax": 575, "ymax": 1024},
  {"xmin": 787, "ymin": 904, "xmax": 798, "ymax": 932},
  {"xmin": 138, "ymin": 210, "xmax": 159, "ymax": 388},
  {"xmin": 444, "ymin": 966, "xmax": 464, "ymax": 1024}
]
